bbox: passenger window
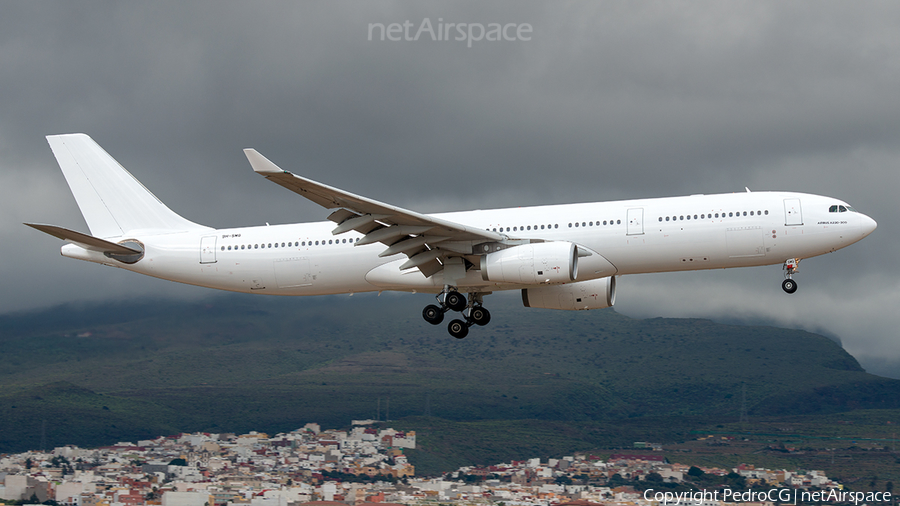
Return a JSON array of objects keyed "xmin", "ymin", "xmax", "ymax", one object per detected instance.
[
  {"xmin": 221, "ymin": 246, "xmax": 225, "ymax": 251},
  {"xmin": 693, "ymin": 215, "xmax": 698, "ymax": 219},
  {"xmin": 680, "ymin": 216, "xmax": 684, "ymax": 220},
  {"xmin": 686, "ymin": 215, "xmax": 691, "ymax": 220},
  {"xmin": 659, "ymin": 217, "xmax": 663, "ymax": 222},
  {"xmin": 743, "ymin": 211, "xmax": 747, "ymax": 216},
  {"xmin": 541, "ymin": 225, "xmax": 545, "ymax": 229},
  {"xmin": 728, "ymin": 212, "xmax": 733, "ymax": 217},
  {"xmin": 666, "ymin": 217, "xmax": 670, "ymax": 221},
  {"xmin": 701, "ymin": 214, "xmax": 705, "ymax": 219},
  {"xmin": 765, "ymin": 210, "xmax": 769, "ymax": 215},
  {"xmin": 617, "ymin": 220, "xmax": 621, "ymax": 224}
]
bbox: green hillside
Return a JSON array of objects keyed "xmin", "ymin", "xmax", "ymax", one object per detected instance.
[{"xmin": 1, "ymin": 293, "xmax": 898, "ymax": 461}]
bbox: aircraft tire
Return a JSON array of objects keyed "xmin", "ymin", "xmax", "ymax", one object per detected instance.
[
  {"xmin": 445, "ymin": 290, "xmax": 467, "ymax": 312},
  {"xmin": 448, "ymin": 319, "xmax": 469, "ymax": 339},
  {"xmin": 470, "ymin": 306, "xmax": 491, "ymax": 326},
  {"xmin": 423, "ymin": 305, "xmax": 445, "ymax": 325},
  {"xmin": 782, "ymin": 279, "xmax": 798, "ymax": 294}
]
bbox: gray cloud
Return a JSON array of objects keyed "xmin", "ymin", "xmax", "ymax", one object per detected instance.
[{"xmin": 2, "ymin": 1, "xmax": 897, "ymax": 375}]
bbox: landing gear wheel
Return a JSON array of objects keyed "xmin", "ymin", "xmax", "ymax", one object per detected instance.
[
  {"xmin": 423, "ymin": 304, "xmax": 445, "ymax": 325},
  {"xmin": 448, "ymin": 319, "xmax": 469, "ymax": 339},
  {"xmin": 469, "ymin": 306, "xmax": 491, "ymax": 326},
  {"xmin": 445, "ymin": 291, "xmax": 467, "ymax": 312},
  {"xmin": 782, "ymin": 279, "xmax": 798, "ymax": 294}
]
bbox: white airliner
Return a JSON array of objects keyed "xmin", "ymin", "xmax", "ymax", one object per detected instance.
[{"xmin": 27, "ymin": 134, "xmax": 877, "ymax": 338}]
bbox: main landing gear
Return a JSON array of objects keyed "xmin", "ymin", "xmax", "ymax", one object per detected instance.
[
  {"xmin": 782, "ymin": 258, "xmax": 800, "ymax": 294},
  {"xmin": 422, "ymin": 288, "xmax": 492, "ymax": 339}
]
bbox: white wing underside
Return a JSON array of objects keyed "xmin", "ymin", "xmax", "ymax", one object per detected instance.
[{"xmin": 244, "ymin": 149, "xmax": 505, "ymax": 278}]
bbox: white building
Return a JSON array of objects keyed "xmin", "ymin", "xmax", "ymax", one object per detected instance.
[{"xmin": 161, "ymin": 490, "xmax": 210, "ymax": 506}]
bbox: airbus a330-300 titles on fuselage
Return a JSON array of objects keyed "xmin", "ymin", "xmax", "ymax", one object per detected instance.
[{"xmin": 26, "ymin": 134, "xmax": 877, "ymax": 338}]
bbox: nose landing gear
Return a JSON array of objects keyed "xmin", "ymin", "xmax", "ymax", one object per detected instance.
[
  {"xmin": 422, "ymin": 288, "xmax": 492, "ymax": 338},
  {"xmin": 782, "ymin": 258, "xmax": 800, "ymax": 294}
]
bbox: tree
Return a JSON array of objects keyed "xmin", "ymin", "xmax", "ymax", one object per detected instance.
[
  {"xmin": 726, "ymin": 472, "xmax": 747, "ymax": 489},
  {"xmin": 555, "ymin": 475, "xmax": 573, "ymax": 485},
  {"xmin": 687, "ymin": 466, "xmax": 705, "ymax": 478},
  {"xmin": 645, "ymin": 472, "xmax": 664, "ymax": 483}
]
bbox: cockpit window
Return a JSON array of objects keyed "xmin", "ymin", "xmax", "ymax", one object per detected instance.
[{"xmin": 830, "ymin": 204, "xmax": 857, "ymax": 213}]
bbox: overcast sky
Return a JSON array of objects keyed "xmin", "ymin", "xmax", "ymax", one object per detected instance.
[{"xmin": 2, "ymin": 2, "xmax": 898, "ymax": 377}]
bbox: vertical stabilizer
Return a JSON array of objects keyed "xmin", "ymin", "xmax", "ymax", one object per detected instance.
[{"xmin": 47, "ymin": 134, "xmax": 207, "ymax": 238}]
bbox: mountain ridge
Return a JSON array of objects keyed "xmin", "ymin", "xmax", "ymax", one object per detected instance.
[{"xmin": 1, "ymin": 293, "xmax": 898, "ymax": 455}]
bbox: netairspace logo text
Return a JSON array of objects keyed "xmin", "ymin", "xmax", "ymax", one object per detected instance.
[{"xmin": 368, "ymin": 18, "xmax": 532, "ymax": 48}]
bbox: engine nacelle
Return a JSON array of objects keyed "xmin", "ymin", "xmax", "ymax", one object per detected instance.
[
  {"xmin": 522, "ymin": 276, "xmax": 616, "ymax": 310},
  {"xmin": 481, "ymin": 242, "xmax": 577, "ymax": 285}
]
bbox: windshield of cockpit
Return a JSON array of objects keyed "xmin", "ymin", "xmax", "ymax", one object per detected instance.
[{"xmin": 828, "ymin": 204, "xmax": 857, "ymax": 213}]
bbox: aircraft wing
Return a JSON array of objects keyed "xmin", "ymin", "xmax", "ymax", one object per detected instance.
[{"xmin": 244, "ymin": 149, "xmax": 505, "ymax": 277}]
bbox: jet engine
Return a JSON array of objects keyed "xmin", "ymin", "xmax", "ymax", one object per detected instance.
[
  {"xmin": 521, "ymin": 276, "xmax": 616, "ymax": 310},
  {"xmin": 480, "ymin": 241, "xmax": 577, "ymax": 285}
]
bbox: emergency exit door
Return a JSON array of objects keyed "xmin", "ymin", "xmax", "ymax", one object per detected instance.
[
  {"xmin": 627, "ymin": 208, "xmax": 644, "ymax": 235},
  {"xmin": 200, "ymin": 235, "xmax": 217, "ymax": 264}
]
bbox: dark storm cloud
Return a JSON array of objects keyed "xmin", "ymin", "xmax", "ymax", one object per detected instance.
[{"xmin": 1, "ymin": 1, "xmax": 898, "ymax": 374}]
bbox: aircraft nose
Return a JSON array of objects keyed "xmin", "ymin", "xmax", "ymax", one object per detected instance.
[{"xmin": 860, "ymin": 214, "xmax": 877, "ymax": 237}]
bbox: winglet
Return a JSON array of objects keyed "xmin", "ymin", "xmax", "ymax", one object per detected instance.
[{"xmin": 244, "ymin": 149, "xmax": 285, "ymax": 174}]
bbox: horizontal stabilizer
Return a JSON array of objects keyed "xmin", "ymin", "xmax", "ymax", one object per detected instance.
[{"xmin": 25, "ymin": 223, "xmax": 142, "ymax": 255}]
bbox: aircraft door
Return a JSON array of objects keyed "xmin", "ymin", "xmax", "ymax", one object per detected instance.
[
  {"xmin": 626, "ymin": 208, "xmax": 644, "ymax": 235},
  {"xmin": 784, "ymin": 199, "xmax": 803, "ymax": 226},
  {"xmin": 200, "ymin": 235, "xmax": 217, "ymax": 264}
]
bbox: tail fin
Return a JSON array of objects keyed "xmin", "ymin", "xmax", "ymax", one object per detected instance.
[{"xmin": 46, "ymin": 133, "xmax": 207, "ymax": 238}]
